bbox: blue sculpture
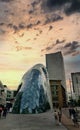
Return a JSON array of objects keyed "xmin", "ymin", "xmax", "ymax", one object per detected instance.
[{"xmin": 12, "ymin": 64, "xmax": 53, "ymax": 114}]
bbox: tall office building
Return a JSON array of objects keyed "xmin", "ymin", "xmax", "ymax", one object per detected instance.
[
  {"xmin": 46, "ymin": 52, "xmax": 67, "ymax": 107},
  {"xmin": 46, "ymin": 52, "xmax": 66, "ymax": 88},
  {"xmin": 71, "ymin": 72, "xmax": 80, "ymax": 100}
]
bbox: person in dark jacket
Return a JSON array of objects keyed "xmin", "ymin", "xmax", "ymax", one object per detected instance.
[
  {"xmin": 0, "ymin": 106, "xmax": 2, "ymax": 118},
  {"xmin": 71, "ymin": 108, "xmax": 79, "ymax": 127},
  {"xmin": 68, "ymin": 107, "xmax": 72, "ymax": 118},
  {"xmin": 2, "ymin": 107, "xmax": 7, "ymax": 118},
  {"xmin": 58, "ymin": 107, "xmax": 62, "ymax": 125}
]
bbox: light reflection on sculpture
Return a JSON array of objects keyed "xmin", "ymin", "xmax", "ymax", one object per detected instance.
[{"xmin": 12, "ymin": 64, "xmax": 53, "ymax": 114}]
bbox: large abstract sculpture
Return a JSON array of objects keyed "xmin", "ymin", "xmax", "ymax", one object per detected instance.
[{"xmin": 12, "ymin": 64, "xmax": 53, "ymax": 114}]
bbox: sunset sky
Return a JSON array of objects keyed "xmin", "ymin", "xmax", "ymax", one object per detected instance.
[{"xmin": 0, "ymin": 0, "xmax": 80, "ymax": 91}]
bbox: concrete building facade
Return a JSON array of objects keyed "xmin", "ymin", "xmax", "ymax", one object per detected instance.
[
  {"xmin": 46, "ymin": 52, "xmax": 66, "ymax": 89},
  {"xmin": 71, "ymin": 72, "xmax": 80, "ymax": 100},
  {"xmin": 50, "ymin": 80, "xmax": 66, "ymax": 107},
  {"xmin": 0, "ymin": 81, "xmax": 6, "ymax": 106},
  {"xmin": 46, "ymin": 52, "xmax": 67, "ymax": 107}
]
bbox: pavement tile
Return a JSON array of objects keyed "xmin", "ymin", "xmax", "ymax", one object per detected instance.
[
  {"xmin": 0, "ymin": 111, "xmax": 67, "ymax": 130},
  {"xmin": 62, "ymin": 108, "xmax": 80, "ymax": 130}
]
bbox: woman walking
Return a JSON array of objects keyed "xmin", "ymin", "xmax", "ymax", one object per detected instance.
[{"xmin": 58, "ymin": 107, "xmax": 62, "ymax": 125}]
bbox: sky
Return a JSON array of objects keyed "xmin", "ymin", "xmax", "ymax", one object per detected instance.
[{"xmin": 0, "ymin": 0, "xmax": 80, "ymax": 91}]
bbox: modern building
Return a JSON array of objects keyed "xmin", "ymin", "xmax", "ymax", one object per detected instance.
[
  {"xmin": 12, "ymin": 64, "xmax": 53, "ymax": 114},
  {"xmin": 4, "ymin": 85, "xmax": 14, "ymax": 101},
  {"xmin": 50, "ymin": 80, "xmax": 66, "ymax": 107},
  {"xmin": 0, "ymin": 81, "xmax": 6, "ymax": 106},
  {"xmin": 46, "ymin": 52, "xmax": 67, "ymax": 107},
  {"xmin": 71, "ymin": 72, "xmax": 80, "ymax": 100}
]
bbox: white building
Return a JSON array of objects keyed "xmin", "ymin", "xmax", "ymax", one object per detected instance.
[
  {"xmin": 71, "ymin": 72, "xmax": 80, "ymax": 100},
  {"xmin": 0, "ymin": 81, "xmax": 6, "ymax": 106},
  {"xmin": 4, "ymin": 85, "xmax": 14, "ymax": 101},
  {"xmin": 46, "ymin": 51, "xmax": 66, "ymax": 89}
]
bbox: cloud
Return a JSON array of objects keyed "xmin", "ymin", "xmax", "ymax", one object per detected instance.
[
  {"xmin": 41, "ymin": 46, "xmax": 52, "ymax": 52},
  {"xmin": 0, "ymin": 0, "xmax": 13, "ymax": 2},
  {"xmin": 7, "ymin": 23, "xmax": 27, "ymax": 33},
  {"xmin": 26, "ymin": 20, "xmax": 41, "ymax": 29},
  {"xmin": 26, "ymin": 23, "xmax": 33, "ymax": 29},
  {"xmin": 41, "ymin": 0, "xmax": 68, "ymax": 13},
  {"xmin": 15, "ymin": 46, "xmax": 32, "ymax": 51},
  {"xmin": 7, "ymin": 20, "xmax": 41, "ymax": 33},
  {"xmin": 7, "ymin": 24, "xmax": 18, "ymax": 33},
  {"xmin": 41, "ymin": 39, "xmax": 66, "ymax": 52},
  {"xmin": 0, "ymin": 0, "xmax": 80, "ymax": 37},
  {"xmin": 35, "ymin": 20, "xmax": 41, "ymax": 25},
  {"xmin": 48, "ymin": 25, "xmax": 53, "ymax": 31},
  {"xmin": 64, "ymin": 41, "xmax": 80, "ymax": 50},
  {"xmin": 19, "ymin": 33, "xmax": 24, "ymax": 37},
  {"xmin": 44, "ymin": 14, "xmax": 63, "ymax": 25},
  {"xmin": 65, "ymin": 0, "xmax": 80, "ymax": 15},
  {"xmin": 64, "ymin": 55, "xmax": 80, "ymax": 78},
  {"xmin": 56, "ymin": 39, "xmax": 66, "ymax": 44},
  {"xmin": 56, "ymin": 41, "xmax": 80, "ymax": 56},
  {"xmin": 63, "ymin": 41, "xmax": 80, "ymax": 55},
  {"xmin": 28, "ymin": 10, "xmax": 34, "ymax": 14},
  {"xmin": 0, "ymin": 29, "xmax": 6, "ymax": 35},
  {"xmin": 31, "ymin": 1, "xmax": 39, "ymax": 8},
  {"xmin": 18, "ymin": 23, "xmax": 26, "ymax": 29},
  {"xmin": 41, "ymin": 40, "xmax": 80, "ymax": 57},
  {"xmin": 41, "ymin": 0, "xmax": 80, "ymax": 15},
  {"xmin": 72, "ymin": 51, "xmax": 80, "ymax": 56},
  {"xmin": 0, "ymin": 23, "xmax": 5, "ymax": 26},
  {"xmin": 45, "ymin": 0, "xmax": 68, "ymax": 7}
]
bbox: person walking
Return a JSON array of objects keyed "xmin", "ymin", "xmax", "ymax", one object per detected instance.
[
  {"xmin": 58, "ymin": 107, "xmax": 62, "ymax": 125},
  {"xmin": 54, "ymin": 109, "xmax": 59, "ymax": 125},
  {"xmin": 71, "ymin": 107, "xmax": 79, "ymax": 127},
  {"xmin": 68, "ymin": 106, "xmax": 72, "ymax": 118},
  {"xmin": 2, "ymin": 106, "xmax": 7, "ymax": 118},
  {"xmin": 0, "ymin": 106, "xmax": 2, "ymax": 118}
]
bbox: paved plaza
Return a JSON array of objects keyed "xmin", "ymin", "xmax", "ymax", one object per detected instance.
[{"xmin": 0, "ymin": 110, "xmax": 67, "ymax": 130}]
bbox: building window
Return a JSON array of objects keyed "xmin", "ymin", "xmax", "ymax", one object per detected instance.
[{"xmin": 51, "ymin": 85, "xmax": 58, "ymax": 96}]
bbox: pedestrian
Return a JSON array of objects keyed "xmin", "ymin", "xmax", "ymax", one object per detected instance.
[
  {"xmin": 58, "ymin": 107, "xmax": 62, "ymax": 125},
  {"xmin": 0, "ymin": 106, "xmax": 2, "ymax": 118},
  {"xmin": 71, "ymin": 107, "xmax": 79, "ymax": 127},
  {"xmin": 68, "ymin": 107, "xmax": 72, "ymax": 118},
  {"xmin": 2, "ymin": 106, "xmax": 7, "ymax": 118},
  {"xmin": 54, "ymin": 109, "xmax": 59, "ymax": 125}
]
